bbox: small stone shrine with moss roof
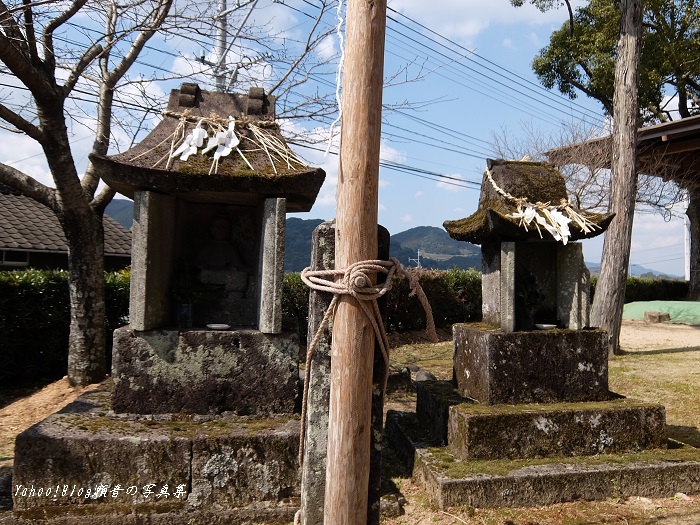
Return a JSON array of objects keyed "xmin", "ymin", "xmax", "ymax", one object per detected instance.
[
  {"xmin": 11, "ymin": 84, "xmax": 325, "ymax": 523},
  {"xmin": 385, "ymin": 158, "xmax": 700, "ymax": 509}
]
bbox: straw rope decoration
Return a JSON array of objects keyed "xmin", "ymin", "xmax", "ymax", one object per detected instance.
[
  {"xmin": 484, "ymin": 167, "xmax": 599, "ymax": 245},
  {"xmin": 131, "ymin": 111, "xmax": 308, "ymax": 175},
  {"xmin": 298, "ymin": 258, "xmax": 437, "ymax": 466}
]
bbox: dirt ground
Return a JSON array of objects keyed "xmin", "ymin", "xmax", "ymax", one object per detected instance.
[
  {"xmin": 618, "ymin": 319, "xmax": 700, "ymax": 352},
  {"xmin": 0, "ymin": 380, "xmax": 99, "ymax": 470},
  {"xmin": 0, "ymin": 320, "xmax": 698, "ymax": 523}
]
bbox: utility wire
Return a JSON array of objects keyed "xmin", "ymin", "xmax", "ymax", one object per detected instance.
[{"xmin": 386, "ymin": 5, "xmax": 605, "ymax": 124}]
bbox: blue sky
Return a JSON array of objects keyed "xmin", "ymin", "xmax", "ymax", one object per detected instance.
[
  {"xmin": 0, "ymin": 0, "xmax": 688, "ymax": 276},
  {"xmin": 284, "ymin": 0, "xmax": 689, "ymax": 277}
]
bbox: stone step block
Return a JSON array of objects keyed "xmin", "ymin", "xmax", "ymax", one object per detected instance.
[
  {"xmin": 453, "ymin": 323, "xmax": 609, "ymax": 405},
  {"xmin": 111, "ymin": 327, "xmax": 299, "ymax": 415},
  {"xmin": 416, "ymin": 380, "xmax": 666, "ymax": 460},
  {"xmin": 644, "ymin": 311, "xmax": 671, "ymax": 323},
  {"xmin": 12, "ymin": 384, "xmax": 300, "ymax": 514},
  {"xmin": 386, "ymin": 411, "xmax": 700, "ymax": 510},
  {"xmin": 448, "ymin": 399, "xmax": 666, "ymax": 460},
  {"xmin": 415, "ymin": 380, "xmax": 472, "ymax": 446}
]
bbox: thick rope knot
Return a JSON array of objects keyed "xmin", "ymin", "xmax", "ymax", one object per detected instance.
[{"xmin": 297, "ymin": 257, "xmax": 436, "ymax": 465}]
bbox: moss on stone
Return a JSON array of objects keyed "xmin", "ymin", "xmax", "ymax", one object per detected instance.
[
  {"xmin": 425, "ymin": 444, "xmax": 700, "ymax": 479},
  {"xmin": 451, "ymin": 397, "xmax": 661, "ymax": 415},
  {"xmin": 54, "ymin": 412, "xmax": 298, "ymax": 439},
  {"xmin": 443, "ymin": 160, "xmax": 612, "ymax": 243}
]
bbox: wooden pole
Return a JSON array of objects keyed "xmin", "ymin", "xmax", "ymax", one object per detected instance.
[{"xmin": 324, "ymin": 0, "xmax": 386, "ymax": 524}]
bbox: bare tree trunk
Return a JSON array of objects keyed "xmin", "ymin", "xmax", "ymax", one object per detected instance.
[
  {"xmin": 590, "ymin": 0, "xmax": 643, "ymax": 355},
  {"xmin": 687, "ymin": 187, "xmax": 700, "ymax": 300},
  {"xmin": 61, "ymin": 204, "xmax": 107, "ymax": 386}
]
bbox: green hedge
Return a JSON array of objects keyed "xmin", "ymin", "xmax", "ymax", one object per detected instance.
[
  {"xmin": 1, "ymin": 268, "xmax": 689, "ymax": 387},
  {"xmin": 282, "ymin": 267, "xmax": 483, "ymax": 339},
  {"xmin": 0, "ymin": 268, "xmax": 131, "ymax": 386},
  {"xmin": 590, "ymin": 276, "xmax": 689, "ymax": 304},
  {"xmin": 385, "ymin": 267, "xmax": 482, "ymax": 332}
]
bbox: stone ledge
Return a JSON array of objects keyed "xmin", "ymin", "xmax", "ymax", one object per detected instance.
[
  {"xmin": 447, "ymin": 400, "xmax": 666, "ymax": 460},
  {"xmin": 1, "ymin": 503, "xmax": 296, "ymax": 524},
  {"xmin": 386, "ymin": 411, "xmax": 700, "ymax": 509},
  {"xmin": 111, "ymin": 327, "xmax": 299, "ymax": 415},
  {"xmin": 12, "ymin": 385, "xmax": 300, "ymax": 512},
  {"xmin": 415, "ymin": 381, "xmax": 472, "ymax": 446}
]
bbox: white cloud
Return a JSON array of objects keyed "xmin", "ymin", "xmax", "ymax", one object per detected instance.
[
  {"xmin": 415, "ymin": 191, "xmax": 424, "ymax": 198},
  {"xmin": 436, "ymin": 173, "xmax": 466, "ymax": 192},
  {"xmin": 317, "ymin": 34, "xmax": 339, "ymax": 62},
  {"xmin": 390, "ymin": 0, "xmax": 579, "ymax": 44},
  {"xmin": 401, "ymin": 214, "xmax": 412, "ymax": 223},
  {"xmin": 380, "ymin": 140, "xmax": 407, "ymax": 164},
  {"xmin": 526, "ymin": 31, "xmax": 543, "ymax": 47},
  {"xmin": 0, "ymin": 134, "xmax": 53, "ymax": 188}
]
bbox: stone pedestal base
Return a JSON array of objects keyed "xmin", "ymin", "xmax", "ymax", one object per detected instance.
[
  {"xmin": 416, "ymin": 381, "xmax": 666, "ymax": 461},
  {"xmin": 386, "ymin": 411, "xmax": 700, "ymax": 509},
  {"xmin": 453, "ymin": 323, "xmax": 609, "ymax": 404},
  {"xmin": 12, "ymin": 383, "xmax": 300, "ymax": 517},
  {"xmin": 111, "ymin": 327, "xmax": 299, "ymax": 415}
]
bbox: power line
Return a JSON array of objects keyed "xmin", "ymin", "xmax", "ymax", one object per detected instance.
[
  {"xmin": 289, "ymin": 140, "xmax": 481, "ymax": 190},
  {"xmin": 386, "ymin": 6, "xmax": 605, "ymax": 125}
]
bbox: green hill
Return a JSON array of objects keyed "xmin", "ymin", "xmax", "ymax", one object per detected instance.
[
  {"xmin": 283, "ymin": 221, "xmax": 482, "ymax": 272},
  {"xmin": 284, "ymin": 218, "xmax": 325, "ymax": 272},
  {"xmin": 390, "ymin": 226, "xmax": 481, "ymax": 270},
  {"xmin": 100, "ymin": 208, "xmax": 483, "ymax": 272}
]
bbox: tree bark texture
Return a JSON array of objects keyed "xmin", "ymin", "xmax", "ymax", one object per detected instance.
[
  {"xmin": 324, "ymin": 0, "xmax": 387, "ymax": 523},
  {"xmin": 590, "ymin": 0, "xmax": 643, "ymax": 355},
  {"xmin": 687, "ymin": 187, "xmax": 700, "ymax": 300},
  {"xmin": 42, "ymin": 102, "xmax": 109, "ymax": 386},
  {"xmin": 62, "ymin": 207, "xmax": 107, "ymax": 386}
]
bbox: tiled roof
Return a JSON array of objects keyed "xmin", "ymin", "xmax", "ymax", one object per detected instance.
[{"xmin": 0, "ymin": 186, "xmax": 131, "ymax": 256}]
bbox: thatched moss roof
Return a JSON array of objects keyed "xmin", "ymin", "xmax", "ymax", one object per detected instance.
[
  {"xmin": 443, "ymin": 159, "xmax": 613, "ymax": 244},
  {"xmin": 91, "ymin": 84, "xmax": 325, "ymax": 213}
]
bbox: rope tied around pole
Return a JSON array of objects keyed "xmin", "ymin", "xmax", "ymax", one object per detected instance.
[{"xmin": 298, "ymin": 257, "xmax": 437, "ymax": 466}]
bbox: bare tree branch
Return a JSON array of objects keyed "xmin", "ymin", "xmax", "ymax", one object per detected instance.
[
  {"xmin": 0, "ymin": 0, "xmax": 30, "ymax": 57},
  {"xmin": 267, "ymin": 1, "xmax": 333, "ymax": 94},
  {"xmin": 63, "ymin": 42, "xmax": 103, "ymax": 96},
  {"xmin": 91, "ymin": 183, "xmax": 116, "ymax": 215},
  {"xmin": 0, "ymin": 161, "xmax": 56, "ymax": 209},
  {"xmin": 0, "ymin": 100, "xmax": 41, "ymax": 139},
  {"xmin": 22, "ymin": 0, "xmax": 38, "ymax": 62},
  {"xmin": 42, "ymin": 0, "xmax": 89, "ymax": 76}
]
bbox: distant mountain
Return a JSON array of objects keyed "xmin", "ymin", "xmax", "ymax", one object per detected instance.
[
  {"xmin": 105, "ymin": 198, "xmax": 134, "ymax": 230},
  {"xmin": 586, "ymin": 262, "xmax": 681, "ymax": 280},
  {"xmin": 97, "ymin": 208, "xmax": 680, "ymax": 278},
  {"xmin": 283, "ymin": 221, "xmax": 482, "ymax": 272},
  {"xmin": 284, "ymin": 217, "xmax": 325, "ymax": 271},
  {"xmin": 390, "ymin": 226, "xmax": 481, "ymax": 270}
]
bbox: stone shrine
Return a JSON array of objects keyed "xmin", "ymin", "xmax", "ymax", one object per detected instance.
[
  {"xmin": 445, "ymin": 159, "xmax": 614, "ymax": 405},
  {"xmin": 386, "ymin": 159, "xmax": 700, "ymax": 508},
  {"xmin": 11, "ymin": 84, "xmax": 325, "ymax": 523}
]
